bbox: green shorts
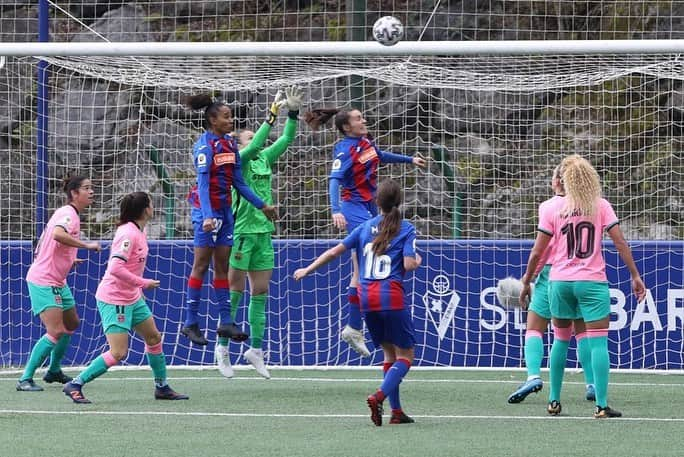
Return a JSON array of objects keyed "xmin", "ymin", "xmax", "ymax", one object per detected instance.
[
  {"xmin": 97, "ymin": 298, "xmax": 153, "ymax": 334},
  {"xmin": 27, "ymin": 282, "xmax": 76, "ymax": 316},
  {"xmin": 528, "ymin": 265, "xmax": 552, "ymax": 320},
  {"xmin": 229, "ymin": 232, "xmax": 274, "ymax": 271},
  {"xmin": 548, "ymin": 280, "xmax": 610, "ymax": 323}
]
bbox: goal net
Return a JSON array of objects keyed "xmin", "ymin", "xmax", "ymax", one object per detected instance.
[{"xmin": 1, "ymin": 1, "xmax": 683, "ymax": 370}]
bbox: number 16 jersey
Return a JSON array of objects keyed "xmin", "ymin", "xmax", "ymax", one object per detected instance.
[
  {"xmin": 538, "ymin": 196, "xmax": 619, "ymax": 282},
  {"xmin": 342, "ymin": 214, "xmax": 417, "ymax": 312}
]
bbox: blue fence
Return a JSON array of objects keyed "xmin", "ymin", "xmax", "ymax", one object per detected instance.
[{"xmin": 1, "ymin": 240, "xmax": 683, "ymax": 369}]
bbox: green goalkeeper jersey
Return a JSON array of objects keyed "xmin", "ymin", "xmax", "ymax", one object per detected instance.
[{"xmin": 233, "ymin": 115, "xmax": 298, "ymax": 234}]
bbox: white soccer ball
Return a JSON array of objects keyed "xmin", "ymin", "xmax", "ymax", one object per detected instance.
[
  {"xmin": 496, "ymin": 277, "xmax": 524, "ymax": 308},
  {"xmin": 372, "ymin": 16, "xmax": 403, "ymax": 46}
]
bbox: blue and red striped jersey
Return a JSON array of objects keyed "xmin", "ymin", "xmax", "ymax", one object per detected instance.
[
  {"xmin": 342, "ymin": 215, "xmax": 418, "ymax": 312},
  {"xmin": 329, "ymin": 136, "xmax": 379, "ymax": 203},
  {"xmin": 188, "ymin": 131, "xmax": 263, "ymax": 221}
]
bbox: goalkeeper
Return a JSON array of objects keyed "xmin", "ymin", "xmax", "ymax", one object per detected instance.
[{"xmin": 213, "ymin": 86, "xmax": 304, "ymax": 379}]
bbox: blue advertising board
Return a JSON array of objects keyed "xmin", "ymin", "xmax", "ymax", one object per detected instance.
[{"xmin": 1, "ymin": 240, "xmax": 682, "ymax": 369}]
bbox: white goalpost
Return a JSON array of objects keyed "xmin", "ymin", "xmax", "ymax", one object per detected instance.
[{"xmin": 1, "ymin": 33, "xmax": 683, "ymax": 370}]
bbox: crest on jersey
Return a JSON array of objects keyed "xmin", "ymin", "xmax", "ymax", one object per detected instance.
[
  {"xmin": 422, "ymin": 274, "xmax": 460, "ymax": 340},
  {"xmin": 197, "ymin": 153, "xmax": 207, "ymax": 165},
  {"xmin": 121, "ymin": 239, "xmax": 131, "ymax": 252},
  {"xmin": 332, "ymin": 159, "xmax": 341, "ymax": 171}
]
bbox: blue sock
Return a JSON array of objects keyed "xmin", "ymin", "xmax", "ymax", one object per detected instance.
[
  {"xmin": 347, "ymin": 287, "xmax": 362, "ymax": 331},
  {"xmin": 379, "ymin": 359, "xmax": 410, "ymax": 400},
  {"xmin": 214, "ymin": 279, "xmax": 232, "ymax": 325},
  {"xmin": 383, "ymin": 362, "xmax": 402, "ymax": 411},
  {"xmin": 184, "ymin": 276, "xmax": 202, "ymax": 327}
]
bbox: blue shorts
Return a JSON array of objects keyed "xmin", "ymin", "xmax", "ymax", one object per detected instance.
[
  {"xmin": 364, "ymin": 308, "xmax": 416, "ymax": 349},
  {"xmin": 192, "ymin": 206, "xmax": 234, "ymax": 248},
  {"xmin": 341, "ymin": 200, "xmax": 377, "ymax": 232}
]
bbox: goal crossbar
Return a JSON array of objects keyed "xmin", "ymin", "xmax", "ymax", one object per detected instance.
[{"xmin": 0, "ymin": 40, "xmax": 683, "ymax": 57}]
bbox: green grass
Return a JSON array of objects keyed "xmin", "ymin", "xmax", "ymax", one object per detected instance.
[{"xmin": 2, "ymin": 369, "xmax": 684, "ymax": 456}]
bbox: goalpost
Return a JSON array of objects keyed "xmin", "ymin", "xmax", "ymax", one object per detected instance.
[{"xmin": 1, "ymin": 2, "xmax": 683, "ymax": 371}]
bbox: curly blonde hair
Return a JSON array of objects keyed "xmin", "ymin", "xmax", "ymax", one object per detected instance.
[{"xmin": 560, "ymin": 154, "xmax": 601, "ymax": 216}]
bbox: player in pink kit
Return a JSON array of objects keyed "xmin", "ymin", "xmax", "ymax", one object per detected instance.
[
  {"xmin": 508, "ymin": 165, "xmax": 595, "ymax": 404},
  {"xmin": 17, "ymin": 175, "xmax": 101, "ymax": 392},
  {"xmin": 519, "ymin": 154, "xmax": 645, "ymax": 418},
  {"xmin": 63, "ymin": 192, "xmax": 188, "ymax": 403}
]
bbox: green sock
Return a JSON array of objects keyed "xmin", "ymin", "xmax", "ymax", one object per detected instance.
[
  {"xmin": 548, "ymin": 338, "xmax": 569, "ymax": 402},
  {"xmin": 146, "ymin": 352, "xmax": 168, "ymax": 387},
  {"xmin": 576, "ymin": 336, "xmax": 594, "ymax": 385},
  {"xmin": 524, "ymin": 334, "xmax": 544, "ymax": 378},
  {"xmin": 47, "ymin": 333, "xmax": 71, "ymax": 374},
  {"xmin": 589, "ymin": 335, "xmax": 610, "ymax": 407},
  {"xmin": 20, "ymin": 335, "xmax": 56, "ymax": 381},
  {"xmin": 78, "ymin": 354, "xmax": 111, "ymax": 384},
  {"xmin": 248, "ymin": 294, "xmax": 267, "ymax": 349},
  {"xmin": 230, "ymin": 290, "xmax": 244, "ymax": 322}
]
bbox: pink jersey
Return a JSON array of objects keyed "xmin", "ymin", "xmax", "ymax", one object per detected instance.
[
  {"xmin": 96, "ymin": 222, "xmax": 152, "ymax": 305},
  {"xmin": 539, "ymin": 196, "xmax": 618, "ymax": 282},
  {"xmin": 26, "ymin": 205, "xmax": 80, "ymax": 287},
  {"xmin": 533, "ymin": 196, "xmax": 562, "ymax": 277}
]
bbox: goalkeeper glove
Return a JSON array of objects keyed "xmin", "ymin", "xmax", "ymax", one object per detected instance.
[
  {"xmin": 284, "ymin": 86, "xmax": 304, "ymax": 114},
  {"xmin": 267, "ymin": 90, "xmax": 285, "ymax": 125}
]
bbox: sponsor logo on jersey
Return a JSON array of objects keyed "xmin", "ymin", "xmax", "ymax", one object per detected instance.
[
  {"xmin": 357, "ymin": 146, "xmax": 377, "ymax": 164},
  {"xmin": 332, "ymin": 158, "xmax": 342, "ymax": 171},
  {"xmin": 214, "ymin": 153, "xmax": 236, "ymax": 166}
]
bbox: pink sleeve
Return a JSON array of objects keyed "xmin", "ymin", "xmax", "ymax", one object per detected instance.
[
  {"xmin": 600, "ymin": 198, "xmax": 619, "ymax": 231},
  {"xmin": 537, "ymin": 201, "xmax": 554, "ymax": 236},
  {"xmin": 108, "ymin": 258, "xmax": 151, "ymax": 289}
]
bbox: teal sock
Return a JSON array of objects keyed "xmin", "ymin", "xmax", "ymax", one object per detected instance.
[
  {"xmin": 146, "ymin": 352, "xmax": 168, "ymax": 387},
  {"xmin": 524, "ymin": 334, "xmax": 544, "ymax": 378},
  {"xmin": 230, "ymin": 290, "xmax": 244, "ymax": 322},
  {"xmin": 217, "ymin": 337, "xmax": 230, "ymax": 347},
  {"xmin": 248, "ymin": 294, "xmax": 267, "ymax": 349},
  {"xmin": 77, "ymin": 354, "xmax": 112, "ymax": 384},
  {"xmin": 20, "ymin": 335, "xmax": 56, "ymax": 381},
  {"xmin": 577, "ymin": 336, "xmax": 594, "ymax": 385},
  {"xmin": 589, "ymin": 335, "xmax": 610, "ymax": 407},
  {"xmin": 548, "ymin": 338, "xmax": 569, "ymax": 402},
  {"xmin": 47, "ymin": 333, "xmax": 71, "ymax": 373}
]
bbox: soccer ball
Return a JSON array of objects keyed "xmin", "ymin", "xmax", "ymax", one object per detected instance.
[
  {"xmin": 372, "ymin": 16, "xmax": 403, "ymax": 46},
  {"xmin": 496, "ymin": 277, "xmax": 524, "ymax": 308}
]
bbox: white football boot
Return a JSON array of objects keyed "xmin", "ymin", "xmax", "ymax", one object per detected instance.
[
  {"xmin": 214, "ymin": 344, "xmax": 234, "ymax": 378},
  {"xmin": 244, "ymin": 348, "xmax": 270, "ymax": 379},
  {"xmin": 340, "ymin": 325, "xmax": 371, "ymax": 357}
]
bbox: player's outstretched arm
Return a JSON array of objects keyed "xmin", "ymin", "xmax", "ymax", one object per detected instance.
[{"xmin": 293, "ymin": 243, "xmax": 347, "ymax": 280}]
